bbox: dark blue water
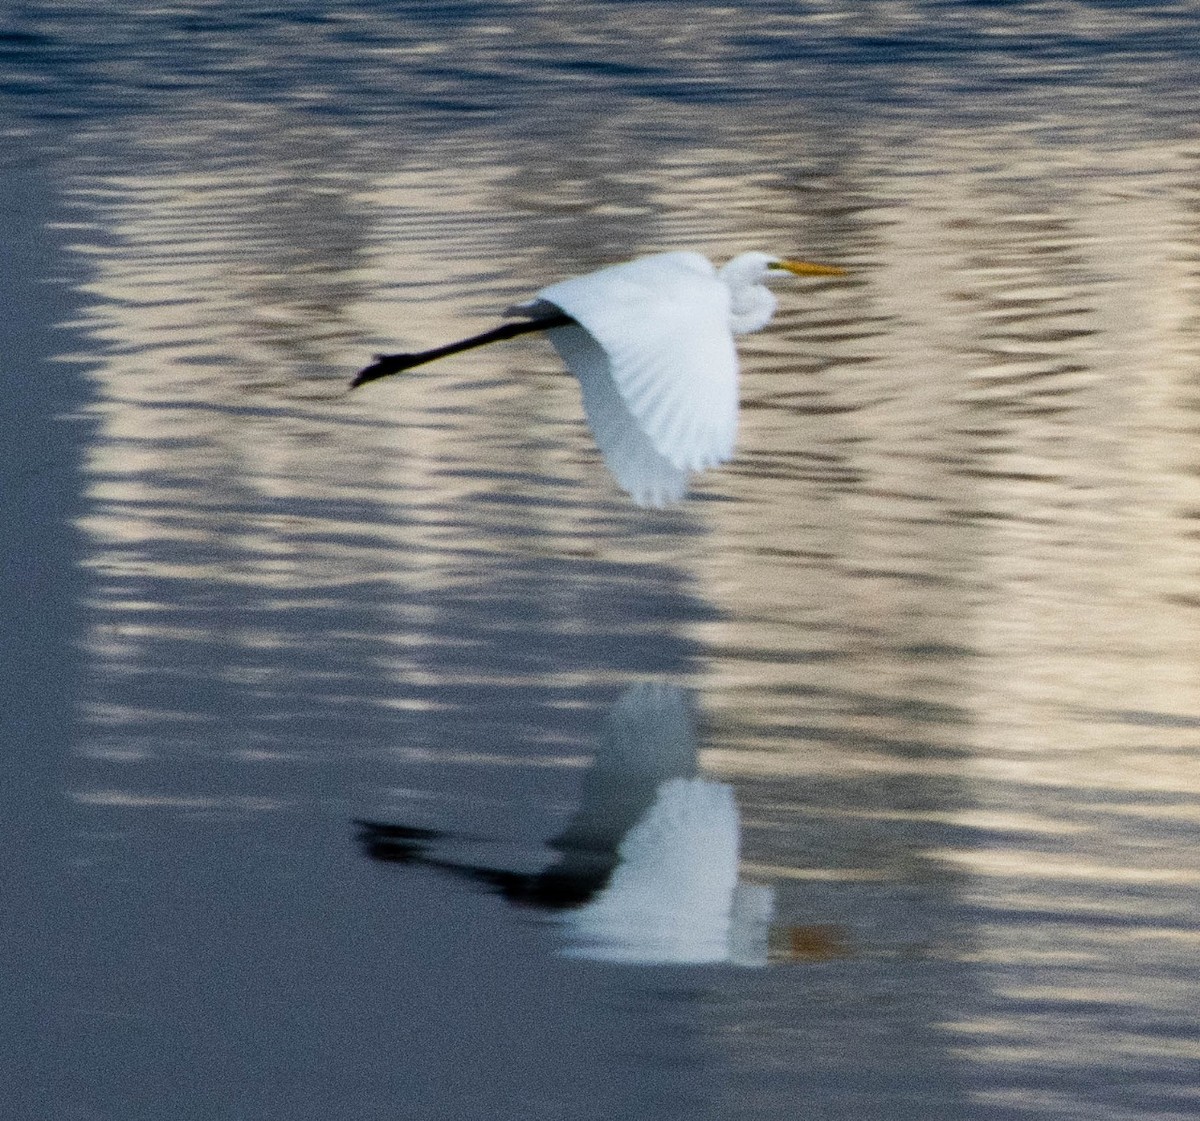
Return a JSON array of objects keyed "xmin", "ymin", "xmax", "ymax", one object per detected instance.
[{"xmin": 4, "ymin": 4, "xmax": 1199, "ymax": 1119}]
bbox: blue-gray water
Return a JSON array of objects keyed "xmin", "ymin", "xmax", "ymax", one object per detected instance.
[{"xmin": 4, "ymin": 3, "xmax": 1199, "ymax": 1119}]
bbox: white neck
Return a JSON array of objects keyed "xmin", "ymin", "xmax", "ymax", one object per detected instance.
[{"xmin": 718, "ymin": 253, "xmax": 778, "ymax": 335}]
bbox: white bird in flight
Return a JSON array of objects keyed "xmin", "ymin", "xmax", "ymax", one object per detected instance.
[{"xmin": 353, "ymin": 250, "xmax": 846, "ymax": 506}]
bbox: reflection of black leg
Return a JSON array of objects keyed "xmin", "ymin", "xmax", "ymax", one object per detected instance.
[
  {"xmin": 468, "ymin": 868, "xmax": 606, "ymax": 910},
  {"xmin": 355, "ymin": 820, "xmax": 443, "ymax": 863},
  {"xmin": 355, "ymin": 819, "xmax": 611, "ymax": 910}
]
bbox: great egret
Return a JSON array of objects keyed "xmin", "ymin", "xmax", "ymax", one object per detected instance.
[{"xmin": 353, "ymin": 250, "xmax": 846, "ymax": 506}]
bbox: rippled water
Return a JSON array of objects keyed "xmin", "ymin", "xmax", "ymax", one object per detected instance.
[{"xmin": 5, "ymin": 3, "xmax": 1200, "ymax": 1119}]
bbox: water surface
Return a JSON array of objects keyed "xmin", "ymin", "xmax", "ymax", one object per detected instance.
[{"xmin": 4, "ymin": 3, "xmax": 1199, "ymax": 1119}]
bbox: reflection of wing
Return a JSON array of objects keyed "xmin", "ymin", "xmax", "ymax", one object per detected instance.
[
  {"xmin": 535, "ymin": 252, "xmax": 739, "ymax": 475},
  {"xmin": 562, "ymin": 776, "xmax": 742, "ymax": 965},
  {"xmin": 552, "ymin": 681, "xmax": 698, "ymax": 858}
]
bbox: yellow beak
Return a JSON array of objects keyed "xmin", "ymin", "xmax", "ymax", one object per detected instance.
[{"xmin": 774, "ymin": 258, "xmax": 848, "ymax": 277}]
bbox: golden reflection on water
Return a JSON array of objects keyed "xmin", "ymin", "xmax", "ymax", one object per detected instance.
[{"xmin": 65, "ymin": 107, "xmax": 1200, "ymax": 1105}]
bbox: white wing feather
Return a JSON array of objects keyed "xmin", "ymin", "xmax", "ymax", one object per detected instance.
[
  {"xmin": 534, "ymin": 252, "xmax": 739, "ymax": 474},
  {"xmin": 547, "ymin": 323, "xmax": 690, "ymax": 507}
]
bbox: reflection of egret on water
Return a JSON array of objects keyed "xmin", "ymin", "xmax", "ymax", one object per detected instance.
[
  {"xmin": 358, "ymin": 682, "xmax": 776, "ymax": 966},
  {"xmin": 353, "ymin": 251, "xmax": 846, "ymax": 507}
]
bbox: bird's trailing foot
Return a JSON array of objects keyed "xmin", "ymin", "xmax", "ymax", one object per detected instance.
[{"xmin": 351, "ymin": 311, "xmax": 575, "ymax": 388}]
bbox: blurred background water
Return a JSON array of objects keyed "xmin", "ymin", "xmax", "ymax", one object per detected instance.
[{"xmin": 3, "ymin": 2, "xmax": 1199, "ymax": 1119}]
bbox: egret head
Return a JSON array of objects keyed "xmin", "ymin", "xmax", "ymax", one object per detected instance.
[{"xmin": 719, "ymin": 251, "xmax": 846, "ymax": 335}]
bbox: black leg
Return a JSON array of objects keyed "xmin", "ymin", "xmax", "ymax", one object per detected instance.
[{"xmin": 351, "ymin": 311, "xmax": 575, "ymax": 388}]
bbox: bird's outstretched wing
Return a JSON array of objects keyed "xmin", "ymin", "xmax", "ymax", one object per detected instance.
[
  {"xmin": 533, "ymin": 252, "xmax": 739, "ymax": 475},
  {"xmin": 548, "ymin": 323, "xmax": 691, "ymax": 507}
]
